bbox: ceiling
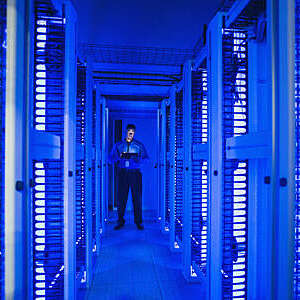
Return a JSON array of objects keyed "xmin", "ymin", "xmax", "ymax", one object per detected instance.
[{"xmin": 72, "ymin": 0, "xmax": 223, "ymax": 50}]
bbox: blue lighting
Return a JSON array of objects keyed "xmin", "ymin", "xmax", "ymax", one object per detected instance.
[{"xmin": 2, "ymin": 0, "xmax": 299, "ymax": 298}]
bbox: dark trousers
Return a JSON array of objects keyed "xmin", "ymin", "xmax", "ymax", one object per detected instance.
[{"xmin": 117, "ymin": 168, "xmax": 143, "ymax": 225}]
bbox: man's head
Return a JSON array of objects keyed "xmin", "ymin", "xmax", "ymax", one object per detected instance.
[{"xmin": 126, "ymin": 124, "xmax": 136, "ymax": 142}]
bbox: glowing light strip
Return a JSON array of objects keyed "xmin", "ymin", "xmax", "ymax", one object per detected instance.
[
  {"xmin": 35, "ymin": 20, "xmax": 47, "ymax": 132},
  {"xmin": 34, "ymin": 19, "xmax": 47, "ymax": 298}
]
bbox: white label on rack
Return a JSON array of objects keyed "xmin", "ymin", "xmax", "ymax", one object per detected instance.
[{"xmin": 125, "ymin": 160, "xmax": 129, "ymax": 168}]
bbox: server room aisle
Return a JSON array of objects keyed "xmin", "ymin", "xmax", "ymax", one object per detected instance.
[{"xmin": 85, "ymin": 220, "xmax": 205, "ymax": 300}]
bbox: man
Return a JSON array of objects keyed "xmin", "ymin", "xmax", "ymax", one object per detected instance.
[{"xmin": 108, "ymin": 124, "xmax": 149, "ymax": 230}]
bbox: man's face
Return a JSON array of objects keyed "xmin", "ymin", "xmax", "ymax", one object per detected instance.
[{"xmin": 126, "ymin": 129, "xmax": 135, "ymax": 141}]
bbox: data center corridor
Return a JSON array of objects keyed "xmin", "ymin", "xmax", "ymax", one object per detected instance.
[{"xmin": 1, "ymin": 0, "xmax": 298, "ymax": 299}]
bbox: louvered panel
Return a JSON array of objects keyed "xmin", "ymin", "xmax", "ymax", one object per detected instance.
[
  {"xmin": 75, "ymin": 63, "xmax": 87, "ymax": 285},
  {"xmin": 191, "ymin": 70, "xmax": 208, "ymax": 277},
  {"xmin": 175, "ymin": 90, "xmax": 184, "ymax": 245},
  {"xmin": 165, "ymin": 105, "xmax": 171, "ymax": 229},
  {"xmin": 222, "ymin": 29, "xmax": 249, "ymax": 300},
  {"xmin": 91, "ymin": 90, "xmax": 97, "ymax": 263}
]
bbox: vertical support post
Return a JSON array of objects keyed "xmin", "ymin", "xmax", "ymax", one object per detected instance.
[
  {"xmin": 95, "ymin": 85, "xmax": 102, "ymax": 251},
  {"xmin": 182, "ymin": 60, "xmax": 193, "ymax": 280},
  {"xmin": 247, "ymin": 38, "xmax": 273, "ymax": 299},
  {"xmin": 207, "ymin": 13, "xmax": 224, "ymax": 300},
  {"xmin": 104, "ymin": 101, "xmax": 109, "ymax": 225},
  {"xmin": 161, "ymin": 100, "xmax": 167, "ymax": 230},
  {"xmin": 101, "ymin": 97, "xmax": 107, "ymax": 232},
  {"xmin": 169, "ymin": 87, "xmax": 176, "ymax": 250},
  {"xmin": 157, "ymin": 107, "xmax": 161, "ymax": 219},
  {"xmin": 85, "ymin": 62, "xmax": 93, "ymax": 287},
  {"xmin": 63, "ymin": 1, "xmax": 77, "ymax": 299},
  {"xmin": 270, "ymin": 0, "xmax": 295, "ymax": 299},
  {"xmin": 25, "ymin": 0, "xmax": 34, "ymax": 298},
  {"xmin": 247, "ymin": 40, "xmax": 259, "ymax": 300},
  {"xmin": 5, "ymin": 0, "xmax": 28, "ymax": 297}
]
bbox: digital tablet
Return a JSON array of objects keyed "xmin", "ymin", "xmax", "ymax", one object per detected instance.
[{"xmin": 120, "ymin": 152, "xmax": 139, "ymax": 159}]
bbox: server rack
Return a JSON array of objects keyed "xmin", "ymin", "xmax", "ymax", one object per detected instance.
[
  {"xmin": 95, "ymin": 91, "xmax": 102, "ymax": 251},
  {"xmin": 0, "ymin": 1, "xmax": 5, "ymax": 297},
  {"xmin": 75, "ymin": 61, "xmax": 88, "ymax": 287},
  {"xmin": 222, "ymin": 28, "xmax": 249, "ymax": 300},
  {"xmin": 182, "ymin": 59, "xmax": 208, "ymax": 282},
  {"xmin": 32, "ymin": 2, "xmax": 66, "ymax": 297},
  {"xmin": 165, "ymin": 103, "xmax": 171, "ymax": 232},
  {"xmin": 31, "ymin": 0, "xmax": 77, "ymax": 298},
  {"xmin": 91, "ymin": 88, "xmax": 97, "ymax": 264},
  {"xmin": 169, "ymin": 87, "xmax": 184, "ymax": 250},
  {"xmin": 221, "ymin": 0, "xmax": 295, "ymax": 298},
  {"xmin": 175, "ymin": 90, "xmax": 184, "ymax": 247},
  {"xmin": 94, "ymin": 90, "xmax": 101, "ymax": 254},
  {"xmin": 223, "ymin": 1, "xmax": 276, "ymax": 300},
  {"xmin": 169, "ymin": 87, "xmax": 176, "ymax": 250},
  {"xmin": 208, "ymin": 3, "xmax": 271, "ymax": 299}
]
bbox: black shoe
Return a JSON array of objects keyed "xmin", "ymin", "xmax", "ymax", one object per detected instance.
[
  {"xmin": 114, "ymin": 222, "xmax": 125, "ymax": 230},
  {"xmin": 136, "ymin": 224, "xmax": 144, "ymax": 230}
]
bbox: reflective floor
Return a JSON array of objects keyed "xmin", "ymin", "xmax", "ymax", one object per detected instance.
[{"xmin": 86, "ymin": 217, "xmax": 205, "ymax": 300}]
